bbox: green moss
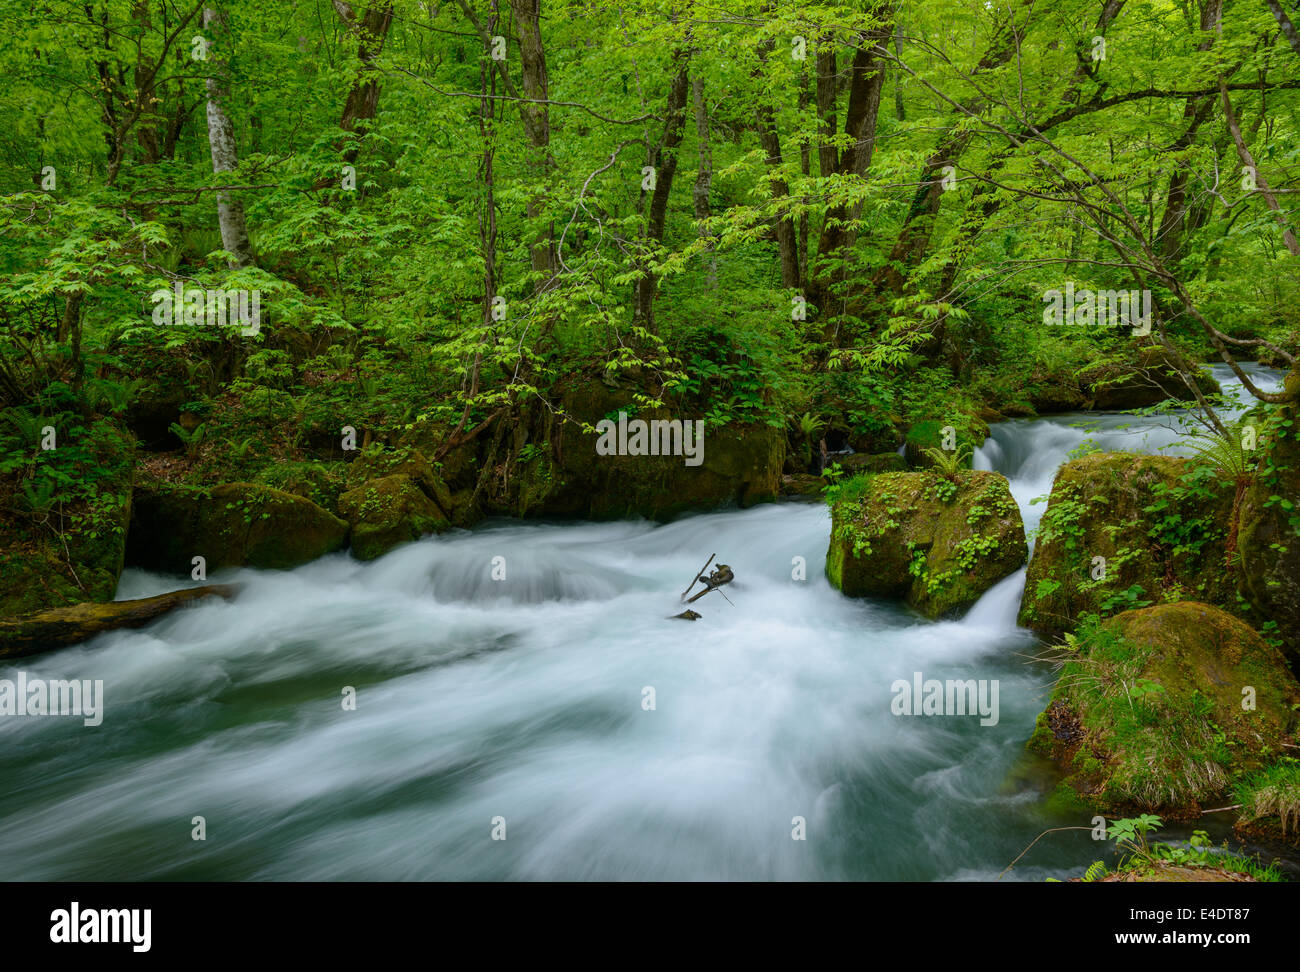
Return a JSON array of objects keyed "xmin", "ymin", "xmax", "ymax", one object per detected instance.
[{"xmin": 1237, "ymin": 368, "xmax": 1300, "ymax": 659}]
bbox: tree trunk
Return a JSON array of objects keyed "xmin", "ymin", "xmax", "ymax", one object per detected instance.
[
  {"xmin": 634, "ymin": 51, "xmax": 691, "ymax": 329},
  {"xmin": 334, "ymin": 1, "xmax": 396, "ymax": 162},
  {"xmin": 510, "ymin": 0, "xmax": 556, "ymax": 291},
  {"xmin": 1263, "ymin": 0, "xmax": 1300, "ymax": 60},
  {"xmin": 1219, "ymin": 76, "xmax": 1300, "ymax": 256},
  {"xmin": 754, "ymin": 35, "xmax": 800, "ymax": 291},
  {"xmin": 692, "ymin": 76, "xmax": 717, "ymax": 289},
  {"xmin": 203, "ymin": 5, "xmax": 254, "ymax": 268},
  {"xmin": 810, "ymin": 18, "xmax": 891, "ymax": 322}
]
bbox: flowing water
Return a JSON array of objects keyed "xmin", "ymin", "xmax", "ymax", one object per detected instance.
[{"xmin": 0, "ymin": 364, "xmax": 1292, "ymax": 881}]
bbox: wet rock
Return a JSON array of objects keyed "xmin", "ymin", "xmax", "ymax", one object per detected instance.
[
  {"xmin": 826, "ymin": 469, "xmax": 1027, "ymax": 618},
  {"xmin": 1018, "ymin": 453, "xmax": 1238, "ymax": 637},
  {"xmin": 1077, "ymin": 346, "xmax": 1221, "ymax": 411},
  {"xmin": 338, "ymin": 474, "xmax": 450, "ymax": 561}
]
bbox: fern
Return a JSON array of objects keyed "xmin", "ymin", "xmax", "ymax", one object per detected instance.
[
  {"xmin": 1082, "ymin": 860, "xmax": 1109, "ymax": 883},
  {"xmin": 921, "ymin": 444, "xmax": 971, "ymax": 477},
  {"xmin": 169, "ymin": 421, "xmax": 207, "ymax": 457},
  {"xmin": 1183, "ymin": 424, "xmax": 1254, "ymax": 482}
]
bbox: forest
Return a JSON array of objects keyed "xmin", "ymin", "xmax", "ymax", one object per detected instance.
[{"xmin": 1, "ymin": 0, "xmax": 1299, "ymax": 884}]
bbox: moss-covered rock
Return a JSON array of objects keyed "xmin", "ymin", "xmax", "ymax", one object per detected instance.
[
  {"xmin": 398, "ymin": 418, "xmax": 481, "ymax": 492},
  {"xmin": 484, "ymin": 378, "xmax": 785, "ymax": 521},
  {"xmin": 1025, "ymin": 365, "xmax": 1088, "ymax": 414},
  {"xmin": 338, "ymin": 473, "xmax": 450, "ymax": 561},
  {"xmin": 1077, "ymin": 346, "xmax": 1221, "ymax": 411},
  {"xmin": 825, "ymin": 470, "xmax": 1027, "ymax": 618},
  {"xmin": 1028, "ymin": 603, "xmax": 1300, "ymax": 815},
  {"xmin": 346, "ymin": 445, "xmax": 453, "ymax": 511},
  {"xmin": 0, "ymin": 418, "xmax": 134, "ymax": 618},
  {"xmin": 1019, "ymin": 453, "xmax": 1240, "ymax": 636},
  {"xmin": 1236, "ymin": 368, "xmax": 1300, "ymax": 659},
  {"xmin": 126, "ymin": 481, "xmax": 348, "ymax": 573}
]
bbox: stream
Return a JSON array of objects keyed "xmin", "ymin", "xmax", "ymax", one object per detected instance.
[{"xmin": 0, "ymin": 363, "xmax": 1292, "ymax": 881}]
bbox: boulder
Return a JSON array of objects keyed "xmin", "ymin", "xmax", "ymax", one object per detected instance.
[
  {"xmin": 780, "ymin": 473, "xmax": 825, "ymax": 498},
  {"xmin": 1028, "ymin": 602, "xmax": 1300, "ymax": 815},
  {"xmin": 485, "ymin": 378, "xmax": 786, "ymax": 520},
  {"xmin": 1077, "ymin": 346, "xmax": 1221, "ymax": 411},
  {"xmin": 126, "ymin": 481, "xmax": 348, "ymax": 573},
  {"xmin": 345, "ymin": 445, "xmax": 455, "ymax": 514},
  {"xmin": 253, "ymin": 460, "xmax": 348, "ymax": 513},
  {"xmin": 1019, "ymin": 453, "xmax": 1237, "ymax": 636},
  {"xmin": 825, "ymin": 470, "xmax": 1027, "ymax": 618},
  {"xmin": 338, "ymin": 474, "xmax": 450, "ymax": 561}
]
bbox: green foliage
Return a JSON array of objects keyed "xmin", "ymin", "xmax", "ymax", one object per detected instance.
[{"xmin": 921, "ymin": 444, "xmax": 972, "ymax": 478}]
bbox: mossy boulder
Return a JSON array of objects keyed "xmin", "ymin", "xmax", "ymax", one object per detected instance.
[
  {"xmin": 126, "ymin": 481, "xmax": 348, "ymax": 573},
  {"xmin": 1077, "ymin": 346, "xmax": 1221, "ymax": 411},
  {"xmin": 399, "ymin": 419, "xmax": 479, "ymax": 485},
  {"xmin": 825, "ymin": 470, "xmax": 1027, "ymax": 618},
  {"xmin": 492, "ymin": 378, "xmax": 785, "ymax": 520},
  {"xmin": 0, "ymin": 418, "xmax": 134, "ymax": 618},
  {"xmin": 1236, "ymin": 368, "xmax": 1300, "ymax": 659},
  {"xmin": 346, "ymin": 445, "xmax": 455, "ymax": 513},
  {"xmin": 338, "ymin": 474, "xmax": 450, "ymax": 561},
  {"xmin": 1019, "ymin": 453, "xmax": 1239, "ymax": 637},
  {"xmin": 1028, "ymin": 603, "xmax": 1300, "ymax": 815},
  {"xmin": 1024, "ymin": 363, "xmax": 1089, "ymax": 414}
]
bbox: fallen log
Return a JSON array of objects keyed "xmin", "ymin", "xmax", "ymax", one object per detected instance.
[{"xmin": 0, "ymin": 584, "xmax": 240, "ymax": 659}]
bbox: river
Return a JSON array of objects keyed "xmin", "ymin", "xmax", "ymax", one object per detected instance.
[{"xmin": 0, "ymin": 363, "xmax": 1291, "ymax": 880}]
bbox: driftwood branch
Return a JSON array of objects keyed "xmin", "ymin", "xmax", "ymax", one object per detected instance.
[{"xmin": 682, "ymin": 552, "xmax": 715, "ymax": 600}]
